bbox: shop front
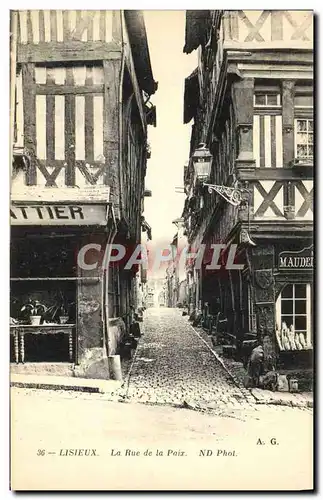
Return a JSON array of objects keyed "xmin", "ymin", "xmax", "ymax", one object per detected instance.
[
  {"xmin": 250, "ymin": 240, "xmax": 313, "ymax": 388},
  {"xmin": 274, "ymin": 243, "xmax": 314, "ymax": 375},
  {"xmin": 10, "ymin": 198, "xmax": 117, "ymax": 379}
]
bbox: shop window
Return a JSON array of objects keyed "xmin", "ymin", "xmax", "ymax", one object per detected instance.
[
  {"xmin": 295, "ymin": 119, "xmax": 313, "ymax": 160},
  {"xmin": 11, "ymin": 233, "xmax": 77, "ymax": 278},
  {"xmin": 10, "ymin": 233, "xmax": 77, "ymax": 363},
  {"xmin": 275, "ymin": 283, "xmax": 312, "ymax": 351}
]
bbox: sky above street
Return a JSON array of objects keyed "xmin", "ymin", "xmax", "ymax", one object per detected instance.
[{"xmin": 143, "ymin": 11, "xmax": 197, "ymax": 248}]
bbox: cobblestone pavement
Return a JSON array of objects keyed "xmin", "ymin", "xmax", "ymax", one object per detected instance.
[
  {"xmin": 120, "ymin": 308, "xmax": 255, "ymax": 411},
  {"xmin": 194, "ymin": 325, "xmax": 313, "ymax": 409}
]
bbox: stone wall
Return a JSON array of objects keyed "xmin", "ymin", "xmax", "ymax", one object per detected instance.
[
  {"xmin": 251, "ymin": 245, "xmax": 276, "ymax": 367},
  {"xmin": 74, "ymin": 233, "xmax": 107, "ymax": 379}
]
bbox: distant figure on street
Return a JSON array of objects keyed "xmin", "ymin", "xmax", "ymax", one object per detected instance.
[
  {"xmin": 245, "ymin": 341, "xmax": 278, "ymax": 391},
  {"xmin": 247, "ymin": 344, "xmax": 264, "ymax": 387}
]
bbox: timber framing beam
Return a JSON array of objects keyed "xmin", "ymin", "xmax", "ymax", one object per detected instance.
[
  {"xmin": 103, "ymin": 59, "xmax": 121, "ymax": 212},
  {"xmin": 237, "ymin": 167, "xmax": 313, "ymax": 181},
  {"xmin": 22, "ymin": 63, "xmax": 37, "ymax": 185},
  {"xmin": 18, "ymin": 41, "xmax": 122, "ymax": 63},
  {"xmin": 34, "ymin": 84, "xmax": 104, "ymax": 95},
  {"xmin": 124, "ymin": 56, "xmax": 146, "ymax": 133},
  {"xmin": 249, "ymin": 221, "xmax": 313, "ymax": 237},
  {"xmin": 226, "ymin": 49, "xmax": 313, "ymax": 65},
  {"xmin": 206, "ymin": 56, "xmax": 229, "ymax": 144}
]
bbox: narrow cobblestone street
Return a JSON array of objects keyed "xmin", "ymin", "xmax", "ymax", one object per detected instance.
[
  {"xmin": 10, "ymin": 308, "xmax": 313, "ymax": 490},
  {"xmin": 123, "ymin": 308, "xmax": 255, "ymax": 409}
]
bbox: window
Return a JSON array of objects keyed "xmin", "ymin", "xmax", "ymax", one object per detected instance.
[
  {"xmin": 11, "ymin": 234, "xmax": 77, "ymax": 278},
  {"xmin": 10, "ymin": 232, "xmax": 78, "ymax": 363},
  {"xmin": 295, "ymin": 119, "xmax": 313, "ymax": 160},
  {"xmin": 253, "ymin": 85, "xmax": 283, "ymax": 168},
  {"xmin": 294, "ymin": 84, "xmax": 313, "ymax": 163},
  {"xmin": 276, "ymin": 283, "xmax": 312, "ymax": 350},
  {"xmin": 254, "ymin": 92, "xmax": 281, "ymax": 107}
]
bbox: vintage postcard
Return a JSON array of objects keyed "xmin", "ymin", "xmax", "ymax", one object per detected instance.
[{"xmin": 10, "ymin": 9, "xmax": 314, "ymax": 491}]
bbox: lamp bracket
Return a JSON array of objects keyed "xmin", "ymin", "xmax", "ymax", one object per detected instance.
[{"xmin": 203, "ymin": 183, "xmax": 243, "ymax": 206}]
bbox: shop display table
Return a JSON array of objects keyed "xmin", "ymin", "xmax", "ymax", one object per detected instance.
[{"xmin": 10, "ymin": 324, "xmax": 75, "ymax": 363}]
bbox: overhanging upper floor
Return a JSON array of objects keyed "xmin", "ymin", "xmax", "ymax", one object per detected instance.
[{"xmin": 11, "ymin": 10, "xmax": 157, "ymax": 206}]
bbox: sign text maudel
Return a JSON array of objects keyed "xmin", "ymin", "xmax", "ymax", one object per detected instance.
[{"xmin": 278, "ymin": 246, "xmax": 314, "ymax": 270}]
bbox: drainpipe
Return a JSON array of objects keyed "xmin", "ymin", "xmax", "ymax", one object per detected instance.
[
  {"xmin": 102, "ymin": 206, "xmax": 122, "ymax": 380},
  {"xmin": 102, "ymin": 205, "xmax": 118, "ymax": 357}
]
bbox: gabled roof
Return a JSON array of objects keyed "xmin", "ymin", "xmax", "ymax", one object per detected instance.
[
  {"xmin": 124, "ymin": 10, "xmax": 158, "ymax": 96},
  {"xmin": 183, "ymin": 10, "xmax": 210, "ymax": 54}
]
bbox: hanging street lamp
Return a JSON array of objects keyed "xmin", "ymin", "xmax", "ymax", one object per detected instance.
[
  {"xmin": 192, "ymin": 142, "xmax": 248, "ymax": 207},
  {"xmin": 191, "ymin": 142, "xmax": 255, "ymax": 245},
  {"xmin": 191, "ymin": 143, "xmax": 213, "ymax": 183}
]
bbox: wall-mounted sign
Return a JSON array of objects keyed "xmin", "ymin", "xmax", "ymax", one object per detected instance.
[
  {"xmin": 278, "ymin": 245, "xmax": 314, "ymax": 270},
  {"xmin": 10, "ymin": 204, "xmax": 107, "ymax": 226}
]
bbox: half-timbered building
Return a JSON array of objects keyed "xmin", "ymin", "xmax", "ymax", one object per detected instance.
[
  {"xmin": 182, "ymin": 10, "xmax": 313, "ymax": 381},
  {"xmin": 10, "ymin": 10, "xmax": 157, "ymax": 378}
]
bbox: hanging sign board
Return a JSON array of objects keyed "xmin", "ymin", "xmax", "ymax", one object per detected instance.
[
  {"xmin": 278, "ymin": 245, "xmax": 314, "ymax": 270},
  {"xmin": 10, "ymin": 204, "xmax": 107, "ymax": 226}
]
